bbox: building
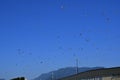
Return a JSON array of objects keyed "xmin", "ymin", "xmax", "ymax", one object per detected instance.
[
  {"xmin": 58, "ymin": 67, "xmax": 120, "ymax": 80},
  {"xmin": 11, "ymin": 77, "xmax": 27, "ymax": 80}
]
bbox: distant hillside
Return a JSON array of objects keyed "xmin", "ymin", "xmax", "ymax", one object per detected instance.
[
  {"xmin": 0, "ymin": 79, "xmax": 5, "ymax": 80},
  {"xmin": 33, "ymin": 67, "xmax": 104, "ymax": 80}
]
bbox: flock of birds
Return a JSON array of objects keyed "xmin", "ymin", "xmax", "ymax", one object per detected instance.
[
  {"xmin": 16, "ymin": 31, "xmax": 104, "ymax": 67},
  {"xmin": 15, "ymin": 0, "xmax": 112, "ymax": 69}
]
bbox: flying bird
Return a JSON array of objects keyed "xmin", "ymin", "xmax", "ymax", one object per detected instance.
[{"xmin": 80, "ymin": 33, "xmax": 82, "ymax": 36}]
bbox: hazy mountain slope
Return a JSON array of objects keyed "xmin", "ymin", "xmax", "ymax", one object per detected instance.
[{"xmin": 33, "ymin": 67, "xmax": 104, "ymax": 80}]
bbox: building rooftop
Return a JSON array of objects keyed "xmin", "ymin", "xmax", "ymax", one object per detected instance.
[{"xmin": 58, "ymin": 67, "xmax": 120, "ymax": 80}]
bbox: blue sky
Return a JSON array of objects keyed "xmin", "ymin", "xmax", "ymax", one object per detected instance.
[{"xmin": 0, "ymin": 0, "xmax": 120, "ymax": 80}]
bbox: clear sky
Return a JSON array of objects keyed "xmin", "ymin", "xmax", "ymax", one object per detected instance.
[{"xmin": 0, "ymin": 0, "xmax": 120, "ymax": 80}]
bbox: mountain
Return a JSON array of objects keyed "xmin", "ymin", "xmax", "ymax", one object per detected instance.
[
  {"xmin": 33, "ymin": 67, "xmax": 104, "ymax": 80},
  {"xmin": 0, "ymin": 79, "xmax": 5, "ymax": 80}
]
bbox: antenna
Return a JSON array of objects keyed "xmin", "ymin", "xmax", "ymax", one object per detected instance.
[
  {"xmin": 76, "ymin": 58, "xmax": 79, "ymax": 74},
  {"xmin": 51, "ymin": 72, "xmax": 54, "ymax": 80},
  {"xmin": 75, "ymin": 58, "xmax": 79, "ymax": 80}
]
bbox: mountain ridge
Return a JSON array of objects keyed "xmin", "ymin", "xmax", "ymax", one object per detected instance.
[{"xmin": 33, "ymin": 67, "xmax": 104, "ymax": 80}]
